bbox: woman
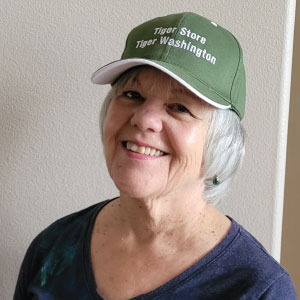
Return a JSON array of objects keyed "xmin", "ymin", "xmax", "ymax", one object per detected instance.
[{"xmin": 14, "ymin": 12, "xmax": 296, "ymax": 299}]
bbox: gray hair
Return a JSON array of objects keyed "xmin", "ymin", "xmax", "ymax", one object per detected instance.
[
  {"xmin": 99, "ymin": 67, "xmax": 246, "ymax": 205},
  {"xmin": 203, "ymin": 109, "xmax": 246, "ymax": 204}
]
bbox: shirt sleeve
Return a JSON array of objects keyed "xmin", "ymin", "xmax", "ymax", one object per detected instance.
[{"xmin": 260, "ymin": 273, "xmax": 298, "ymax": 299}]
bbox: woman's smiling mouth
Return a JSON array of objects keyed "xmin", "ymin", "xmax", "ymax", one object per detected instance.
[{"xmin": 122, "ymin": 141, "xmax": 168, "ymax": 157}]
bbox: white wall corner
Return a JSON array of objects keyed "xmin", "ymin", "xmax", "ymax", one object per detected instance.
[{"xmin": 271, "ymin": 0, "xmax": 296, "ymax": 261}]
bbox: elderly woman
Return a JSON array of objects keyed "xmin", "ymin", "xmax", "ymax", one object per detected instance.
[{"xmin": 14, "ymin": 12, "xmax": 296, "ymax": 300}]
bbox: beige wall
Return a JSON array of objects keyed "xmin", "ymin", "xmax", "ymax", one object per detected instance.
[{"xmin": 281, "ymin": 2, "xmax": 300, "ymax": 295}]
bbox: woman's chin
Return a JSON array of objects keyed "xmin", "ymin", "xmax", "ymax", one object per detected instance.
[
  {"xmin": 117, "ymin": 186, "xmax": 156, "ymax": 200},
  {"xmin": 114, "ymin": 180, "xmax": 164, "ymax": 200}
]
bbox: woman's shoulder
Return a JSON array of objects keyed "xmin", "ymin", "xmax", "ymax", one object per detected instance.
[
  {"xmin": 230, "ymin": 219, "xmax": 283, "ymax": 267},
  {"xmin": 13, "ymin": 199, "xmax": 113, "ymax": 299},
  {"xmin": 174, "ymin": 217, "xmax": 297, "ymax": 299},
  {"xmin": 222, "ymin": 218, "xmax": 295, "ymax": 296}
]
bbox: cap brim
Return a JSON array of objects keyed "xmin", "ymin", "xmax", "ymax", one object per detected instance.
[{"xmin": 91, "ymin": 58, "xmax": 231, "ymax": 110}]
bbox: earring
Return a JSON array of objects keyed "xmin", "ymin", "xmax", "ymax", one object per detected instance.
[{"xmin": 213, "ymin": 176, "xmax": 221, "ymax": 185}]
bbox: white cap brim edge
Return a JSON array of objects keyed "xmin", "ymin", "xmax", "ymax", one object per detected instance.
[{"xmin": 91, "ymin": 58, "xmax": 231, "ymax": 110}]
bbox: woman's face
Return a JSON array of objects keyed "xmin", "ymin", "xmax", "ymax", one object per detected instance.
[{"xmin": 103, "ymin": 67, "xmax": 213, "ymax": 200}]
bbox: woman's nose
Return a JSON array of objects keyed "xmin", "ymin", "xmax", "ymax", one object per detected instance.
[{"xmin": 130, "ymin": 103, "xmax": 163, "ymax": 132}]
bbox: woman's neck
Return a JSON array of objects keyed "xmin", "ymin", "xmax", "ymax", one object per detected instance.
[
  {"xmin": 99, "ymin": 189, "xmax": 230, "ymax": 255},
  {"xmin": 118, "ymin": 194, "xmax": 207, "ymax": 241}
]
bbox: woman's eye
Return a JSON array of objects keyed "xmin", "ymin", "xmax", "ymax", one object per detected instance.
[
  {"xmin": 168, "ymin": 103, "xmax": 191, "ymax": 114},
  {"xmin": 122, "ymin": 90, "xmax": 144, "ymax": 101}
]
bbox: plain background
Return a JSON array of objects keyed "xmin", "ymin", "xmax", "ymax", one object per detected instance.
[{"xmin": 0, "ymin": 1, "xmax": 297, "ymax": 298}]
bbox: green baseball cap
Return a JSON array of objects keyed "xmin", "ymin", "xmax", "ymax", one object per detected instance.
[{"xmin": 91, "ymin": 12, "xmax": 246, "ymax": 119}]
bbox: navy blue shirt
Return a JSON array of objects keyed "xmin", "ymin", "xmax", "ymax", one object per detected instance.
[{"xmin": 14, "ymin": 199, "xmax": 297, "ymax": 299}]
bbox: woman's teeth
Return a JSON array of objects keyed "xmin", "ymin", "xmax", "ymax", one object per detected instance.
[{"xmin": 126, "ymin": 142, "xmax": 164, "ymax": 156}]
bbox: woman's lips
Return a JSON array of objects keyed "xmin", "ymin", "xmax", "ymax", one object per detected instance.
[{"xmin": 122, "ymin": 141, "xmax": 167, "ymax": 157}]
